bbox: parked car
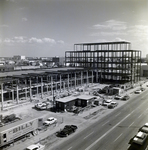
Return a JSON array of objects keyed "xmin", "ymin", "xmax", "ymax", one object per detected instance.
[
  {"xmin": 108, "ymin": 102, "xmax": 118, "ymax": 109},
  {"xmin": 43, "ymin": 117, "xmax": 57, "ymax": 126},
  {"xmin": 134, "ymin": 90, "xmax": 142, "ymax": 94},
  {"xmin": 102, "ymin": 99, "xmax": 112, "ymax": 106},
  {"xmin": 140, "ymin": 88, "xmax": 145, "ymax": 91},
  {"xmin": 139, "ymin": 123, "xmax": 148, "ymax": 134},
  {"xmin": 114, "ymin": 95, "xmax": 123, "ymax": 100},
  {"xmin": 35, "ymin": 102, "xmax": 47, "ymax": 110},
  {"xmin": 26, "ymin": 143, "xmax": 45, "ymax": 150},
  {"xmin": 121, "ymin": 95, "xmax": 130, "ymax": 101},
  {"xmin": 56, "ymin": 125, "xmax": 78, "ymax": 137}
]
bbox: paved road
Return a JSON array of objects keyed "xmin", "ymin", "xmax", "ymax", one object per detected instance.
[{"xmin": 49, "ymin": 89, "xmax": 148, "ymax": 150}]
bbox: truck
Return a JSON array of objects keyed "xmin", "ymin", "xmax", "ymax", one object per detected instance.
[{"xmin": 0, "ymin": 117, "xmax": 43, "ymax": 148}]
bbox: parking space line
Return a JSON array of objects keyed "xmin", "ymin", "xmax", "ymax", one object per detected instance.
[
  {"xmin": 84, "ymin": 132, "xmax": 94, "ymax": 139},
  {"xmin": 114, "ymin": 133, "xmax": 123, "ymax": 142}
]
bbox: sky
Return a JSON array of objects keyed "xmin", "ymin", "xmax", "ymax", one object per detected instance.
[{"xmin": 0, "ymin": 0, "xmax": 148, "ymax": 57}]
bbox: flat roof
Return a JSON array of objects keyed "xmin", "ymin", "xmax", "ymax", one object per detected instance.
[
  {"xmin": 77, "ymin": 94, "xmax": 95, "ymax": 100},
  {"xmin": 56, "ymin": 94, "xmax": 95, "ymax": 103},
  {"xmin": 56, "ymin": 96, "xmax": 77, "ymax": 103}
]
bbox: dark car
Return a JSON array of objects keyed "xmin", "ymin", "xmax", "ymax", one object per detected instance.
[
  {"xmin": 56, "ymin": 125, "xmax": 78, "ymax": 137},
  {"xmin": 141, "ymin": 88, "xmax": 145, "ymax": 91},
  {"xmin": 121, "ymin": 95, "xmax": 130, "ymax": 101}
]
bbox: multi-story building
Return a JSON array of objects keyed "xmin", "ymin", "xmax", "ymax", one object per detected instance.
[{"xmin": 65, "ymin": 41, "xmax": 141, "ymax": 84}]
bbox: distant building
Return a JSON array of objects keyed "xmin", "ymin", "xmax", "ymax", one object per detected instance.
[{"xmin": 13, "ymin": 55, "xmax": 26, "ymax": 61}]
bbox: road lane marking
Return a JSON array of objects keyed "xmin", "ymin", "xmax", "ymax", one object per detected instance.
[
  {"xmin": 84, "ymin": 132, "xmax": 94, "ymax": 139},
  {"xmin": 114, "ymin": 133, "xmax": 123, "ymax": 142},
  {"xmin": 129, "ymin": 121, "xmax": 134, "ymax": 127},
  {"xmin": 102, "ymin": 121, "xmax": 109, "ymax": 126},
  {"xmin": 115, "ymin": 112, "xmax": 121, "ymax": 117},
  {"xmin": 138, "ymin": 114, "xmax": 142, "ymax": 118},
  {"xmin": 85, "ymin": 114, "xmax": 131, "ymax": 150},
  {"xmin": 131, "ymin": 110, "xmax": 135, "ymax": 114},
  {"xmin": 67, "ymin": 146, "xmax": 72, "ymax": 150}
]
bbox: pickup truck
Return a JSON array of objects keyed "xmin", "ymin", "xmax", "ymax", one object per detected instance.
[{"xmin": 26, "ymin": 143, "xmax": 45, "ymax": 150}]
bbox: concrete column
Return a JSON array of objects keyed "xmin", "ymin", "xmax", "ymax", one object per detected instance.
[
  {"xmin": 36, "ymin": 77, "xmax": 38, "ymax": 95},
  {"xmin": 92, "ymin": 70, "xmax": 93, "ymax": 83},
  {"xmin": 29, "ymin": 78, "xmax": 32, "ymax": 100},
  {"xmin": 12, "ymin": 90, "xmax": 14, "ymax": 101},
  {"xmin": 24, "ymin": 79, "xmax": 27, "ymax": 99},
  {"xmin": 87, "ymin": 71, "xmax": 88, "ymax": 85},
  {"xmin": 81, "ymin": 71, "xmax": 83, "ymax": 86},
  {"xmin": 16, "ymin": 83, "xmax": 19, "ymax": 104},
  {"xmin": 25, "ymin": 88, "xmax": 27, "ymax": 100},
  {"xmin": 51, "ymin": 76, "xmax": 53, "ymax": 96},
  {"xmin": 63, "ymin": 82, "xmax": 65, "ymax": 91},
  {"xmin": 96, "ymin": 70, "xmax": 98, "ymax": 83},
  {"xmin": 60, "ymin": 75, "xmax": 62, "ymax": 92},
  {"xmin": 47, "ymin": 84, "xmax": 48, "ymax": 93},
  {"xmin": 1, "ymin": 83, "xmax": 4, "ymax": 111},
  {"xmin": 55, "ymin": 82, "xmax": 57, "ymax": 92},
  {"xmin": 68, "ymin": 74, "xmax": 69, "ymax": 90},
  {"xmin": 75, "ymin": 72, "xmax": 76, "ymax": 89},
  {"xmin": 41, "ymin": 76, "xmax": 43, "ymax": 98}
]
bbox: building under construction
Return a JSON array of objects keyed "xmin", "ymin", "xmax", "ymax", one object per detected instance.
[
  {"xmin": 65, "ymin": 41, "xmax": 141, "ymax": 84},
  {"xmin": 0, "ymin": 67, "xmax": 94, "ymax": 110}
]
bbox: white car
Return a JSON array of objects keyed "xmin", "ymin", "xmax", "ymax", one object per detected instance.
[
  {"xmin": 43, "ymin": 117, "xmax": 57, "ymax": 126},
  {"xmin": 26, "ymin": 143, "xmax": 45, "ymax": 150},
  {"xmin": 35, "ymin": 103, "xmax": 47, "ymax": 110},
  {"xmin": 114, "ymin": 95, "xmax": 123, "ymax": 100},
  {"xmin": 135, "ymin": 90, "xmax": 141, "ymax": 94},
  {"xmin": 102, "ymin": 99, "xmax": 112, "ymax": 106}
]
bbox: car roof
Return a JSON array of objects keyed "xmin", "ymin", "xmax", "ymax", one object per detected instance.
[{"xmin": 27, "ymin": 144, "xmax": 38, "ymax": 149}]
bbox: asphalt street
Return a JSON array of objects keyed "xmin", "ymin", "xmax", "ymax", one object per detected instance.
[{"xmin": 49, "ymin": 89, "xmax": 148, "ymax": 150}]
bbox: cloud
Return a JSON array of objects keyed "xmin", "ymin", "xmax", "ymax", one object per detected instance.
[
  {"xmin": 1, "ymin": 36, "xmax": 65, "ymax": 45},
  {"xmin": 92, "ymin": 20, "xmax": 127, "ymax": 30},
  {"xmin": 6, "ymin": 0, "xmax": 15, "ymax": 2},
  {"xmin": 13, "ymin": 36, "xmax": 27, "ymax": 43},
  {"xmin": 127, "ymin": 25, "xmax": 148, "ymax": 39},
  {"xmin": 29, "ymin": 37, "xmax": 43, "ymax": 43},
  {"xmin": 57, "ymin": 40, "xmax": 65, "ymax": 44},
  {"xmin": 91, "ymin": 31, "xmax": 127, "ymax": 36},
  {"xmin": 43, "ymin": 38, "xmax": 56, "ymax": 44},
  {"xmin": 3, "ymin": 38, "xmax": 14, "ymax": 43},
  {"xmin": 22, "ymin": 18, "xmax": 28, "ymax": 22}
]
